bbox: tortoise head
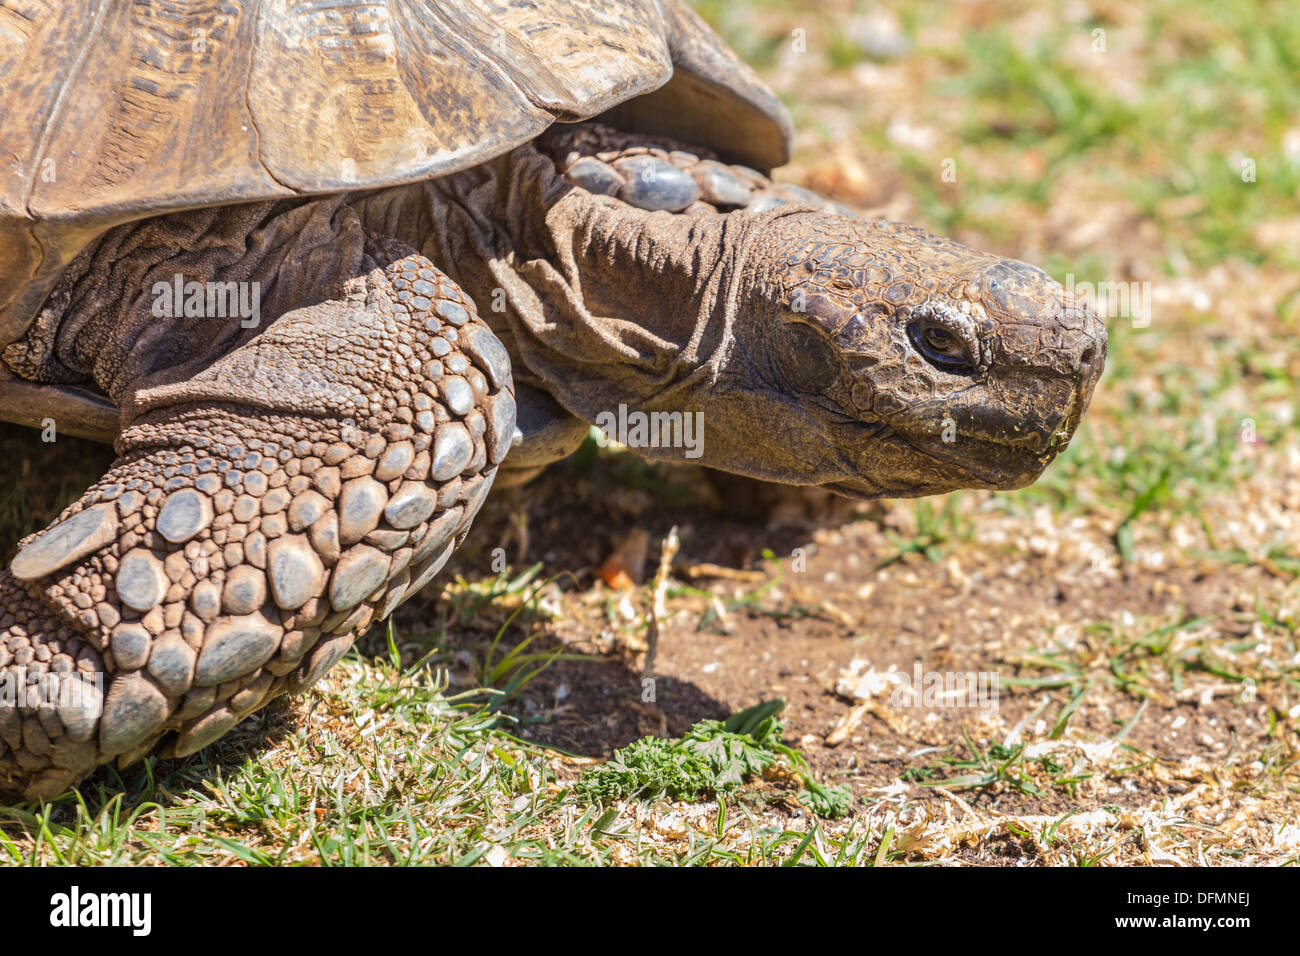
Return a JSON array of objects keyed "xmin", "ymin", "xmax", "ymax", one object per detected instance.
[{"xmin": 726, "ymin": 211, "xmax": 1106, "ymax": 498}]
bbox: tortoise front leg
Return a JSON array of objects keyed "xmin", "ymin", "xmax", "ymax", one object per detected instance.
[{"xmin": 0, "ymin": 250, "xmax": 515, "ymax": 802}]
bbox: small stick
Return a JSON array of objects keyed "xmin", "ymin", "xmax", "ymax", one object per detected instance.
[{"xmin": 643, "ymin": 525, "xmax": 680, "ymax": 679}]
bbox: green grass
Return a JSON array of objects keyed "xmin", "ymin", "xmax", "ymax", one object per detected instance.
[
  {"xmin": 0, "ymin": 662, "xmax": 855, "ymax": 865},
  {"xmin": 874, "ymin": 495, "xmax": 974, "ymax": 569},
  {"xmin": 1004, "ymin": 606, "xmax": 1300, "ymax": 719},
  {"xmin": 576, "ymin": 699, "xmax": 852, "ymax": 818},
  {"xmin": 904, "ymin": 0, "xmax": 1300, "ymax": 267},
  {"xmin": 901, "ymin": 734, "xmax": 1054, "ymax": 797},
  {"xmin": 728, "ymin": 0, "xmax": 1300, "ymax": 268}
]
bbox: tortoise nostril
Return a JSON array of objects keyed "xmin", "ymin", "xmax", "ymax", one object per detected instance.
[{"xmin": 1080, "ymin": 346, "xmax": 1095, "ymax": 367}]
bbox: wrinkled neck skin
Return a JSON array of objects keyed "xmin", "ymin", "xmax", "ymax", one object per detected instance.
[{"xmin": 357, "ymin": 146, "xmax": 831, "ymax": 485}]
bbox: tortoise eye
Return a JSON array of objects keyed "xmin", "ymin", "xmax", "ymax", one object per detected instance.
[
  {"xmin": 924, "ymin": 327, "xmax": 956, "ymax": 353},
  {"xmin": 909, "ymin": 320, "xmax": 974, "ymax": 371}
]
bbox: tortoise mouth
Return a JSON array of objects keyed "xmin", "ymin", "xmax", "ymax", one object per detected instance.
[
  {"xmin": 824, "ymin": 420, "xmax": 1066, "ymax": 500},
  {"xmin": 892, "ymin": 373, "xmax": 1092, "ymax": 486},
  {"xmin": 900, "ymin": 432, "xmax": 1053, "ymax": 489}
]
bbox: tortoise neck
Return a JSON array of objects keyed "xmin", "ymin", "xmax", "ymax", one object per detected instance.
[{"xmin": 405, "ymin": 144, "xmax": 769, "ymax": 446}]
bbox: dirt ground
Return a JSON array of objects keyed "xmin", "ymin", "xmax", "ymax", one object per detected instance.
[{"xmin": 373, "ymin": 434, "xmax": 1297, "ymax": 863}]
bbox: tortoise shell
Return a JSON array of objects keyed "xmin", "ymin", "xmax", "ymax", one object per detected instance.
[{"xmin": 0, "ymin": 0, "xmax": 792, "ymax": 353}]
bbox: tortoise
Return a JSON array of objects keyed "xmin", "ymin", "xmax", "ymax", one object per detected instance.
[{"xmin": 0, "ymin": 0, "xmax": 1105, "ymax": 801}]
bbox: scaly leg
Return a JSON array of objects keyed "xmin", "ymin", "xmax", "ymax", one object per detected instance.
[{"xmin": 0, "ymin": 247, "xmax": 515, "ymax": 801}]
